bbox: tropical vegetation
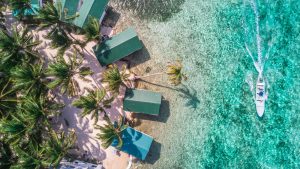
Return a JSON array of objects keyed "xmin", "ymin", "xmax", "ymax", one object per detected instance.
[
  {"xmin": 83, "ymin": 17, "xmax": 101, "ymax": 42},
  {"xmin": 102, "ymin": 61, "xmax": 187, "ymax": 90},
  {"xmin": 0, "ymin": 26, "xmax": 40, "ymax": 73},
  {"xmin": 46, "ymin": 53, "xmax": 93, "ymax": 97},
  {"xmin": 72, "ymin": 89, "xmax": 114, "ymax": 124},
  {"xmin": 0, "ymin": 0, "xmax": 188, "ymax": 167},
  {"xmin": 96, "ymin": 116, "xmax": 127, "ymax": 149},
  {"xmin": 102, "ymin": 64, "xmax": 130, "ymax": 94},
  {"xmin": 36, "ymin": 1, "xmax": 79, "ymax": 55},
  {"xmin": 166, "ymin": 60, "xmax": 187, "ymax": 86},
  {"xmin": 0, "ymin": 2, "xmax": 87, "ymax": 168}
]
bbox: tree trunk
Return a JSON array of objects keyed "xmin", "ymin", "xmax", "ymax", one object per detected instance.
[{"xmin": 135, "ymin": 72, "xmax": 164, "ymax": 79}]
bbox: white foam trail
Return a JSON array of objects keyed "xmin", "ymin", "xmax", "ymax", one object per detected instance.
[
  {"xmin": 249, "ymin": 0, "xmax": 263, "ymax": 73},
  {"xmin": 245, "ymin": 72, "xmax": 255, "ymax": 101},
  {"xmin": 245, "ymin": 43, "xmax": 261, "ymax": 72}
]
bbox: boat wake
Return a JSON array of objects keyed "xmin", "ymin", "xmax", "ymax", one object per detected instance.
[
  {"xmin": 243, "ymin": 0, "xmax": 272, "ymax": 116},
  {"xmin": 245, "ymin": 72, "xmax": 255, "ymax": 100}
]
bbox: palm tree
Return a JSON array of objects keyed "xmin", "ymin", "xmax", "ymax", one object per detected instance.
[
  {"xmin": 102, "ymin": 64, "xmax": 130, "ymax": 94},
  {"xmin": 0, "ymin": 141, "xmax": 14, "ymax": 168},
  {"xmin": 0, "ymin": 94, "xmax": 59, "ymax": 146},
  {"xmin": 36, "ymin": 2, "xmax": 78, "ymax": 55},
  {"xmin": 72, "ymin": 89, "xmax": 114, "ymax": 124},
  {"xmin": 36, "ymin": 1, "xmax": 77, "ymax": 30},
  {"xmin": 95, "ymin": 116, "xmax": 127, "ymax": 149},
  {"xmin": 48, "ymin": 27, "xmax": 73, "ymax": 56},
  {"xmin": 0, "ymin": 79, "xmax": 17, "ymax": 116},
  {"xmin": 41, "ymin": 130, "xmax": 76, "ymax": 167},
  {"xmin": 136, "ymin": 61, "xmax": 187, "ymax": 85},
  {"xmin": 11, "ymin": 143, "xmax": 45, "ymax": 169},
  {"xmin": 46, "ymin": 54, "xmax": 93, "ymax": 96},
  {"xmin": 0, "ymin": 26, "xmax": 40, "ymax": 72},
  {"xmin": 18, "ymin": 95, "xmax": 62, "ymax": 124},
  {"xmin": 0, "ymin": 116, "xmax": 28, "ymax": 145},
  {"xmin": 10, "ymin": 63, "xmax": 46, "ymax": 95},
  {"xmin": 166, "ymin": 60, "xmax": 187, "ymax": 86},
  {"xmin": 83, "ymin": 17, "xmax": 101, "ymax": 42}
]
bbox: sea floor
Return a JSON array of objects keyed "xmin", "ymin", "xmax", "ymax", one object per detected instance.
[{"xmin": 109, "ymin": 0, "xmax": 300, "ymax": 168}]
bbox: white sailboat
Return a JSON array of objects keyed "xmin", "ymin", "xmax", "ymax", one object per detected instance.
[{"xmin": 256, "ymin": 74, "xmax": 265, "ymax": 117}]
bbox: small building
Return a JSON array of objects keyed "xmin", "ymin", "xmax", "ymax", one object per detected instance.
[
  {"xmin": 12, "ymin": 0, "xmax": 42, "ymax": 16},
  {"xmin": 111, "ymin": 127, "xmax": 153, "ymax": 160},
  {"xmin": 123, "ymin": 88, "xmax": 162, "ymax": 115},
  {"xmin": 58, "ymin": 159, "xmax": 102, "ymax": 169},
  {"xmin": 60, "ymin": 0, "xmax": 80, "ymax": 17},
  {"xmin": 73, "ymin": 0, "xmax": 109, "ymax": 28},
  {"xmin": 93, "ymin": 27, "xmax": 143, "ymax": 66}
]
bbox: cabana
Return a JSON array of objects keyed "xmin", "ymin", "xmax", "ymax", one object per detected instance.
[
  {"xmin": 93, "ymin": 28, "xmax": 143, "ymax": 66},
  {"xmin": 13, "ymin": 0, "xmax": 41, "ymax": 16},
  {"xmin": 111, "ymin": 127, "xmax": 153, "ymax": 160},
  {"xmin": 123, "ymin": 88, "xmax": 162, "ymax": 115},
  {"xmin": 60, "ymin": 0, "xmax": 80, "ymax": 17},
  {"xmin": 73, "ymin": 0, "xmax": 109, "ymax": 28}
]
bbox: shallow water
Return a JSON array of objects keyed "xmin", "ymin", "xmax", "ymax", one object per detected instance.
[{"xmin": 112, "ymin": 0, "xmax": 300, "ymax": 168}]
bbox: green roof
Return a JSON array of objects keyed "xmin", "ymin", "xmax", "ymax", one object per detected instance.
[
  {"xmin": 31, "ymin": 0, "xmax": 39, "ymax": 6},
  {"xmin": 13, "ymin": 0, "xmax": 40, "ymax": 16},
  {"xmin": 60, "ymin": 0, "xmax": 80, "ymax": 17},
  {"xmin": 73, "ymin": 0, "xmax": 109, "ymax": 28},
  {"xmin": 111, "ymin": 127, "xmax": 153, "ymax": 160},
  {"xmin": 123, "ymin": 88, "xmax": 162, "ymax": 115},
  {"xmin": 93, "ymin": 28, "xmax": 143, "ymax": 66}
]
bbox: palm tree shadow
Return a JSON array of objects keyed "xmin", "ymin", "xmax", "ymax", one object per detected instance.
[
  {"xmin": 175, "ymin": 84, "xmax": 200, "ymax": 110},
  {"xmin": 53, "ymin": 93, "xmax": 107, "ymax": 161}
]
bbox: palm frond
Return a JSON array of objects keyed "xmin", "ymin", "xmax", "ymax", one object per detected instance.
[
  {"xmin": 166, "ymin": 60, "xmax": 187, "ymax": 86},
  {"xmin": 83, "ymin": 16, "xmax": 101, "ymax": 42},
  {"xmin": 41, "ymin": 130, "xmax": 76, "ymax": 167},
  {"xmin": 10, "ymin": 63, "xmax": 45, "ymax": 94},
  {"xmin": 72, "ymin": 89, "xmax": 114, "ymax": 124},
  {"xmin": 102, "ymin": 64, "xmax": 130, "ymax": 94},
  {"xmin": 46, "ymin": 54, "xmax": 92, "ymax": 96},
  {"xmin": 0, "ymin": 26, "xmax": 40, "ymax": 71},
  {"xmin": 95, "ymin": 116, "xmax": 127, "ymax": 149}
]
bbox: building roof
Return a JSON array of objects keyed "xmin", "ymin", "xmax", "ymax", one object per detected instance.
[
  {"xmin": 58, "ymin": 160, "xmax": 102, "ymax": 169},
  {"xmin": 13, "ymin": 0, "xmax": 40, "ymax": 16},
  {"xmin": 93, "ymin": 28, "xmax": 143, "ymax": 66},
  {"xmin": 123, "ymin": 88, "xmax": 162, "ymax": 115},
  {"xmin": 111, "ymin": 127, "xmax": 153, "ymax": 160},
  {"xmin": 60, "ymin": 0, "xmax": 80, "ymax": 17},
  {"xmin": 73, "ymin": 0, "xmax": 109, "ymax": 28}
]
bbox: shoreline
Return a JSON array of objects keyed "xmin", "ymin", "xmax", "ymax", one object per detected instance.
[{"xmin": 3, "ymin": 2, "xmax": 174, "ymax": 168}]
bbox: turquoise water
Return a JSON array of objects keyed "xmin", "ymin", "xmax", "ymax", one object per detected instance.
[{"xmin": 113, "ymin": 0, "xmax": 300, "ymax": 168}]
